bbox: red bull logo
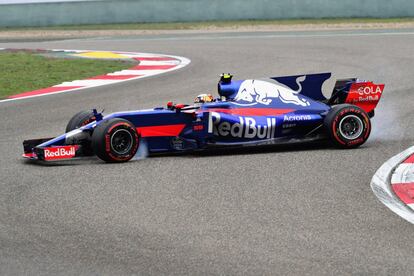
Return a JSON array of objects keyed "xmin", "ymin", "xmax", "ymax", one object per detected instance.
[
  {"xmin": 234, "ymin": 77, "xmax": 310, "ymax": 107},
  {"xmin": 208, "ymin": 112, "xmax": 276, "ymax": 139},
  {"xmin": 44, "ymin": 146, "xmax": 77, "ymax": 161}
]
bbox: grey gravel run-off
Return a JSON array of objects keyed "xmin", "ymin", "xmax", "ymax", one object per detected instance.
[{"xmin": 1, "ymin": 29, "xmax": 414, "ymax": 275}]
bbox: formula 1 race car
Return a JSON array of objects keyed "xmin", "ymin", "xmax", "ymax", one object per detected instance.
[{"xmin": 23, "ymin": 73, "xmax": 384, "ymax": 163}]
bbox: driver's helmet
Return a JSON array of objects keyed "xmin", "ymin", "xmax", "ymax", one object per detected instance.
[{"xmin": 194, "ymin": 93, "xmax": 214, "ymax": 103}]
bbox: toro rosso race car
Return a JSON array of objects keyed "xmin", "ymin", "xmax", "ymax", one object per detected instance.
[{"xmin": 23, "ymin": 73, "xmax": 384, "ymax": 163}]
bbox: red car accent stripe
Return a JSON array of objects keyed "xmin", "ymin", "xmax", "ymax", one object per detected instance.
[
  {"xmin": 87, "ymin": 75, "xmax": 141, "ymax": 80},
  {"xmin": 392, "ymin": 183, "xmax": 414, "ymax": 204},
  {"xmin": 130, "ymin": 64, "xmax": 177, "ymax": 70},
  {"xmin": 22, "ymin": 152, "xmax": 36, "ymax": 159},
  {"xmin": 8, "ymin": 86, "xmax": 83, "ymax": 99},
  {"xmin": 134, "ymin": 57, "xmax": 176, "ymax": 61},
  {"xmin": 137, "ymin": 124, "xmax": 186, "ymax": 137},
  {"xmin": 205, "ymin": 108, "xmax": 295, "ymax": 116}
]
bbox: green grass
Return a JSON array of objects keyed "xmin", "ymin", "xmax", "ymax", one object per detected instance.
[
  {"xmin": 1, "ymin": 17, "xmax": 413, "ymax": 31},
  {"xmin": 0, "ymin": 51, "xmax": 133, "ymax": 99}
]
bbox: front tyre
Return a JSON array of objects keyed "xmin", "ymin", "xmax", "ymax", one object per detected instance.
[
  {"xmin": 324, "ymin": 104, "xmax": 371, "ymax": 148},
  {"xmin": 92, "ymin": 118, "xmax": 139, "ymax": 163},
  {"xmin": 65, "ymin": 110, "xmax": 97, "ymax": 132},
  {"xmin": 65, "ymin": 110, "xmax": 98, "ymax": 156}
]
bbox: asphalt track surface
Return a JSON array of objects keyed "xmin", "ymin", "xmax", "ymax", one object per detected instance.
[{"xmin": 1, "ymin": 29, "xmax": 414, "ymax": 275}]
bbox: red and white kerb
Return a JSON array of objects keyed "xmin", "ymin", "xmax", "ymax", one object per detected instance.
[
  {"xmin": 391, "ymin": 154, "xmax": 414, "ymax": 209},
  {"xmin": 1, "ymin": 49, "xmax": 190, "ymax": 102}
]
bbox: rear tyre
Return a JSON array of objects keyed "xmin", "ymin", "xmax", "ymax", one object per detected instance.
[
  {"xmin": 324, "ymin": 104, "xmax": 371, "ymax": 148},
  {"xmin": 65, "ymin": 110, "xmax": 97, "ymax": 132},
  {"xmin": 92, "ymin": 118, "xmax": 139, "ymax": 163}
]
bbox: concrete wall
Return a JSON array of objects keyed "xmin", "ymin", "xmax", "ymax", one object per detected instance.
[{"xmin": 1, "ymin": 0, "xmax": 414, "ymax": 27}]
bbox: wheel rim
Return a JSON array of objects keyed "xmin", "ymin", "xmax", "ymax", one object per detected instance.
[
  {"xmin": 338, "ymin": 115, "xmax": 364, "ymax": 140},
  {"xmin": 110, "ymin": 129, "xmax": 133, "ymax": 155}
]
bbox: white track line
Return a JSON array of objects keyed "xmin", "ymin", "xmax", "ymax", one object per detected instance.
[
  {"xmin": 108, "ymin": 69, "xmax": 166, "ymax": 76},
  {"xmin": 371, "ymin": 146, "xmax": 414, "ymax": 224},
  {"xmin": 93, "ymin": 30, "xmax": 414, "ymax": 42},
  {"xmin": 54, "ymin": 79, "xmax": 122, "ymax": 87}
]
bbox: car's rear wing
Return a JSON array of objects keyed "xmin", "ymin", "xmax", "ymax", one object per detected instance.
[
  {"xmin": 270, "ymin": 73, "xmax": 384, "ymax": 116},
  {"xmin": 328, "ymin": 78, "xmax": 385, "ymax": 116}
]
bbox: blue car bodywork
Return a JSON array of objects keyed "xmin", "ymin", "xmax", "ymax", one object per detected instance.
[{"xmin": 22, "ymin": 72, "xmax": 384, "ymax": 162}]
